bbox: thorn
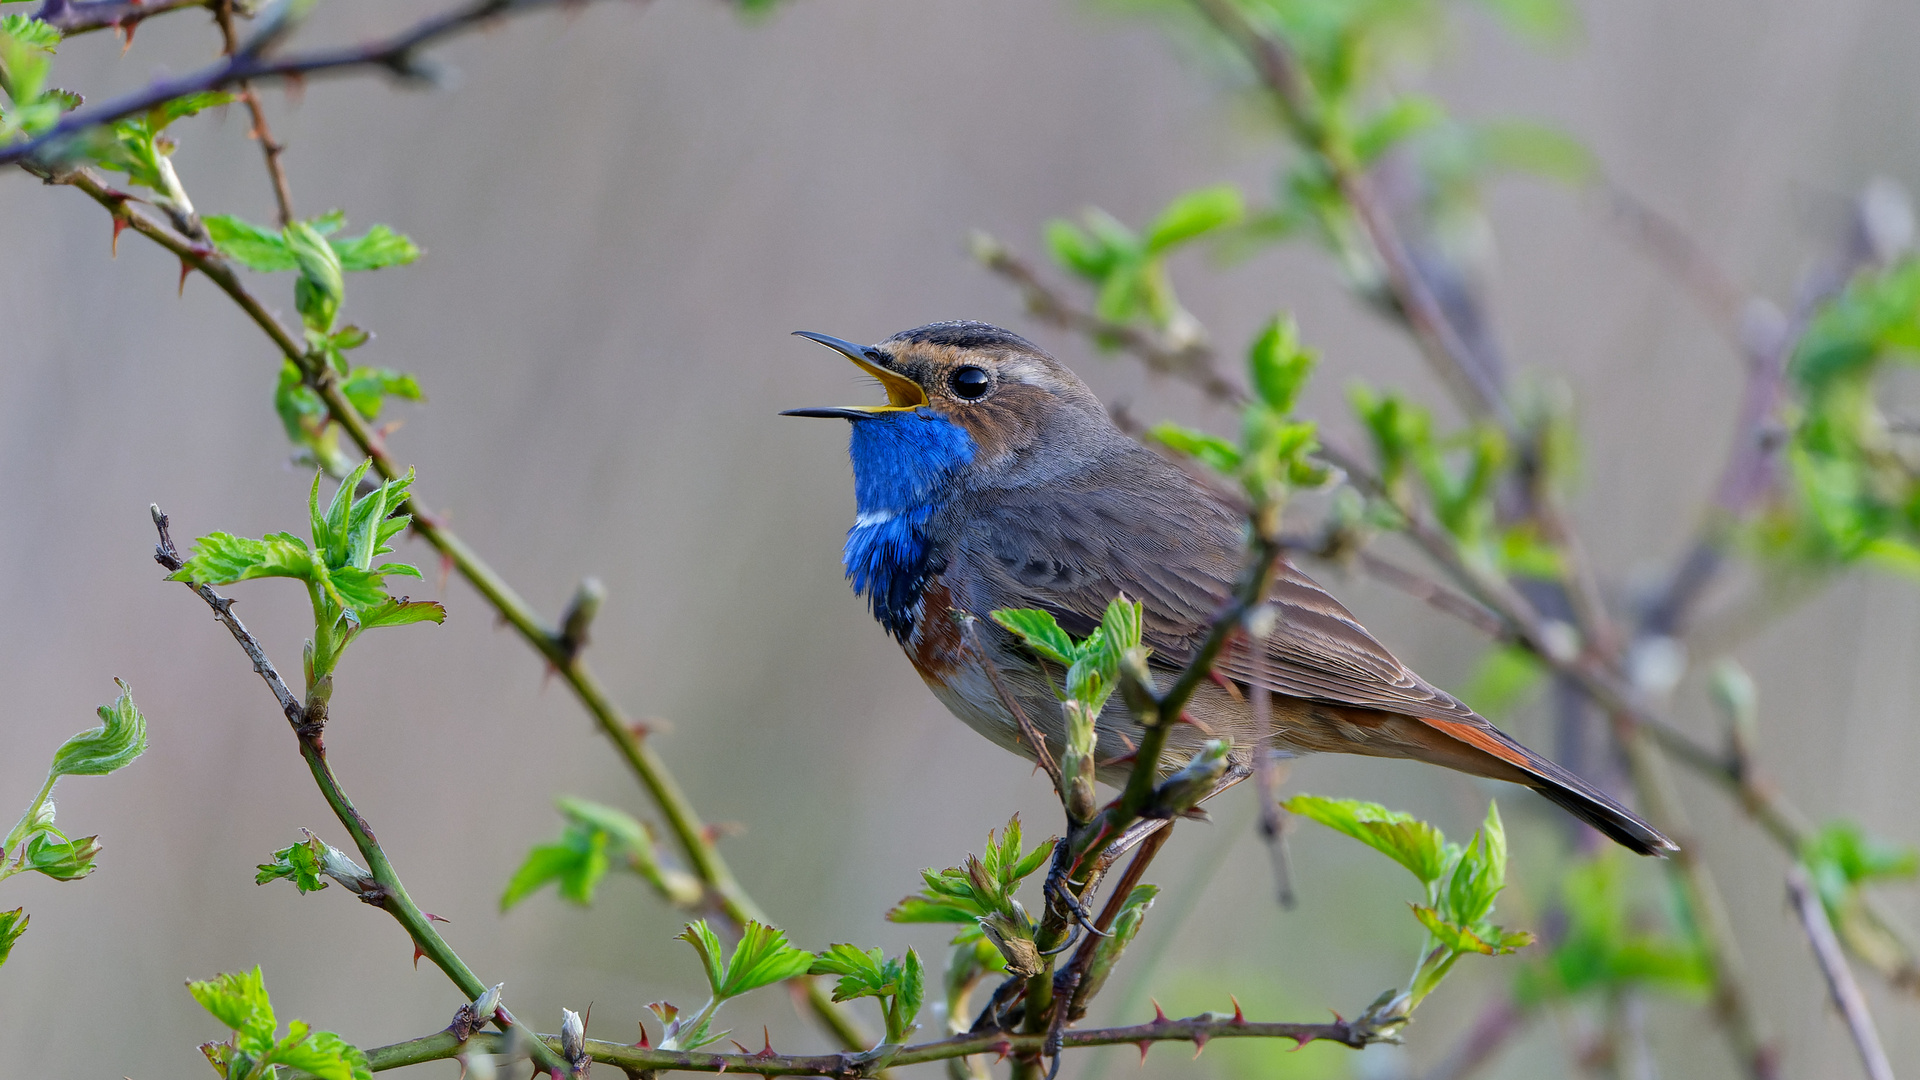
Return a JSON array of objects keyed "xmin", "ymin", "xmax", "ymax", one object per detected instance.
[
  {"xmin": 634, "ymin": 1019, "xmax": 649, "ymax": 1049},
  {"xmin": 1136, "ymin": 1041, "xmax": 1152, "ymax": 1063},
  {"xmin": 178, "ymin": 256, "xmax": 193, "ymax": 296},
  {"xmin": 628, "ymin": 719, "xmax": 654, "ymax": 740},
  {"xmin": 116, "ymin": 20, "xmax": 136, "ymax": 53},
  {"xmin": 111, "ymin": 215, "xmax": 128, "ymax": 256},
  {"xmin": 988, "ymin": 1040, "xmax": 1013, "ymax": 1063},
  {"xmin": 1151, "ymin": 999, "xmax": 1168, "ymax": 1024},
  {"xmin": 701, "ymin": 822, "xmax": 745, "ymax": 845},
  {"xmin": 413, "ymin": 942, "xmax": 426, "ymax": 969},
  {"xmin": 715, "ymin": 1064, "xmax": 727, "ymax": 1075},
  {"xmin": 1289, "ymin": 1034, "xmax": 1311, "ymax": 1051},
  {"xmin": 426, "ymin": 912, "xmax": 451, "ymax": 924},
  {"xmin": 283, "ymin": 71, "xmax": 306, "ymax": 105},
  {"xmin": 438, "ymin": 551, "xmax": 454, "ymax": 593},
  {"xmin": 754, "ymin": 1026, "xmax": 776, "ymax": 1059},
  {"xmin": 1191, "ymin": 1030, "xmax": 1209, "ymax": 1057},
  {"xmin": 1230, "ymin": 996, "xmax": 1245, "ymax": 1024}
]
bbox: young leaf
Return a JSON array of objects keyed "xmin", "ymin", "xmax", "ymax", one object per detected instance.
[
  {"xmin": 21, "ymin": 831, "xmax": 101, "ymax": 880},
  {"xmin": 1079, "ymin": 884, "xmax": 1157, "ymax": 1004},
  {"xmin": 170, "ymin": 531, "xmax": 315, "ymax": 588},
  {"xmin": 256, "ymin": 836, "xmax": 328, "ymax": 893},
  {"xmin": 500, "ymin": 829, "xmax": 610, "ymax": 910},
  {"xmin": 717, "ymin": 921, "xmax": 815, "ymax": 998},
  {"xmin": 188, "ymin": 966, "xmax": 276, "ymax": 1043},
  {"xmin": 205, "ymin": 215, "xmax": 297, "ymax": 272},
  {"xmin": 810, "ymin": 943, "xmax": 893, "ymax": 1002},
  {"xmin": 678, "ymin": 920, "xmax": 730, "ymax": 995},
  {"xmin": 340, "ymin": 367, "xmax": 423, "ymax": 421},
  {"xmin": 1149, "ymin": 423, "xmax": 1243, "ymax": 473},
  {"xmin": 991, "ymin": 608, "xmax": 1075, "ymax": 665},
  {"xmin": 1145, "ymin": 184, "xmax": 1244, "ymax": 254},
  {"xmin": 257, "ymin": 1020, "xmax": 372, "ymax": 1080},
  {"xmin": 331, "ymin": 224, "xmax": 421, "ymax": 271},
  {"xmin": 1282, "ymin": 794, "xmax": 1448, "ymax": 884},
  {"xmin": 0, "ymin": 908, "xmax": 25, "ymax": 966},
  {"xmin": 1248, "ymin": 316, "xmax": 1316, "ymax": 414},
  {"xmin": 49, "ymin": 679, "xmax": 146, "ymax": 778}
]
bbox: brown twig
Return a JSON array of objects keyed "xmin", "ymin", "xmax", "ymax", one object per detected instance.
[
  {"xmin": 1787, "ymin": 866, "xmax": 1897, "ymax": 1080},
  {"xmin": 213, "ymin": 0, "xmax": 295, "ymax": 226},
  {"xmin": 32, "ymin": 0, "xmax": 213, "ymax": 37},
  {"xmin": 2, "ymin": 0, "xmax": 644, "ymax": 168}
]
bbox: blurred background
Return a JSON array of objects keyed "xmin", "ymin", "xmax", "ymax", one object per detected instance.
[{"xmin": 4, "ymin": 0, "xmax": 1920, "ymax": 1076}]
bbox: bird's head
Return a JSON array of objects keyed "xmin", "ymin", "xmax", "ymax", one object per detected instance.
[{"xmin": 783, "ymin": 321, "xmax": 1116, "ymax": 505}]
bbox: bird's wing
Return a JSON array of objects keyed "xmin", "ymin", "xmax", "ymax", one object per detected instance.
[{"xmin": 950, "ymin": 460, "xmax": 1482, "ymax": 726}]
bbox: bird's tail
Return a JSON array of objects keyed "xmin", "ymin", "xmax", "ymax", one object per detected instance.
[{"xmin": 1404, "ymin": 714, "xmax": 1678, "ymax": 857}]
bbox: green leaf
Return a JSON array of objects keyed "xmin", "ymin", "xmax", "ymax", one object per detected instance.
[
  {"xmin": 0, "ymin": 908, "xmax": 25, "ymax": 966},
  {"xmin": 500, "ymin": 829, "xmax": 610, "ymax": 911},
  {"xmin": 1442, "ymin": 803, "xmax": 1507, "ymax": 928},
  {"xmin": 205, "ymin": 215, "xmax": 297, "ymax": 272},
  {"xmin": 1044, "ymin": 219, "xmax": 1117, "ymax": 281},
  {"xmin": 256, "ymin": 836, "xmax": 328, "ymax": 893},
  {"xmin": 678, "ymin": 920, "xmax": 730, "ymax": 995},
  {"xmin": 149, "ymin": 90, "xmax": 239, "ymax": 131},
  {"xmin": 49, "ymin": 679, "xmax": 146, "ymax": 778},
  {"xmin": 1475, "ymin": 120, "xmax": 1596, "ymax": 186},
  {"xmin": 330, "ymin": 224, "xmax": 421, "ymax": 271},
  {"xmin": 352, "ymin": 597, "xmax": 445, "ymax": 629},
  {"xmin": 1145, "ymin": 184, "xmax": 1244, "ymax": 254},
  {"xmin": 258, "ymin": 1020, "xmax": 372, "ymax": 1080},
  {"xmin": 1098, "ymin": 596, "xmax": 1145, "ymax": 655},
  {"xmin": 1353, "ymin": 95, "xmax": 1446, "ymax": 164},
  {"xmin": 1080, "ymin": 884, "xmax": 1156, "ymax": 1004},
  {"xmin": 1412, "ymin": 905, "xmax": 1495, "ymax": 955},
  {"xmin": 286, "ymin": 220, "xmax": 345, "ymax": 332},
  {"xmin": 810, "ymin": 943, "xmax": 893, "ymax": 1002},
  {"xmin": 1804, "ymin": 819, "xmax": 1920, "ymax": 914},
  {"xmin": 340, "ymin": 367, "xmax": 422, "ymax": 421},
  {"xmin": 717, "ymin": 920, "xmax": 815, "ymax": 998},
  {"xmin": 1, "ymin": 14, "xmax": 60, "ymax": 53},
  {"xmin": 1283, "ymin": 794, "xmax": 1448, "ymax": 883},
  {"xmin": 1149, "ymin": 423, "xmax": 1243, "ymax": 472},
  {"xmin": 896, "ymin": 947, "xmax": 925, "ymax": 1038},
  {"xmin": 188, "ymin": 967, "xmax": 276, "ymax": 1043},
  {"xmin": 22, "ymin": 832, "xmax": 101, "ymax": 880},
  {"xmin": 1456, "ymin": 644, "xmax": 1544, "ymax": 719},
  {"xmin": 170, "ymin": 531, "xmax": 315, "ymax": 587},
  {"xmin": 1248, "ymin": 316, "xmax": 1316, "ymax": 413},
  {"xmin": 991, "ymin": 608, "xmax": 1075, "ymax": 665}
]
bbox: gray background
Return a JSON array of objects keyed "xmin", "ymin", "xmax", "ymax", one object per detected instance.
[{"xmin": 3, "ymin": 0, "xmax": 1919, "ymax": 1077}]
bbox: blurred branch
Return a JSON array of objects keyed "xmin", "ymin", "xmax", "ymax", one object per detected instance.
[
  {"xmin": 57, "ymin": 167, "xmax": 871, "ymax": 1053},
  {"xmin": 1, "ymin": 0, "xmax": 647, "ymax": 168},
  {"xmin": 349, "ymin": 1008, "xmax": 1391, "ymax": 1077},
  {"xmin": 1601, "ymin": 184, "xmax": 1746, "ymax": 335},
  {"xmin": 32, "ymin": 0, "xmax": 213, "ymax": 37},
  {"xmin": 1414, "ymin": 996, "xmax": 1527, "ymax": 1080},
  {"xmin": 213, "ymin": 0, "xmax": 296, "ymax": 228},
  {"xmin": 148, "ymin": 505, "xmax": 570, "ymax": 1077},
  {"xmin": 1787, "ymin": 865, "xmax": 1897, "ymax": 1080},
  {"xmin": 1187, "ymin": 0, "xmax": 1513, "ymax": 427}
]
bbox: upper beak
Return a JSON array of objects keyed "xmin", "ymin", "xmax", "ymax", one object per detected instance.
[{"xmin": 780, "ymin": 331, "xmax": 930, "ymax": 419}]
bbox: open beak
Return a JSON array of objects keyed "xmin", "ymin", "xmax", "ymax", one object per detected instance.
[{"xmin": 781, "ymin": 331, "xmax": 929, "ymax": 419}]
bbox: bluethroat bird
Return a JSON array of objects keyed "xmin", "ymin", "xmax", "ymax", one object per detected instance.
[{"xmin": 785, "ymin": 321, "xmax": 1674, "ymax": 856}]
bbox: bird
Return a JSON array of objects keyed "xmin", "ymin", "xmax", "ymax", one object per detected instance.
[{"xmin": 783, "ymin": 320, "xmax": 1674, "ymax": 856}]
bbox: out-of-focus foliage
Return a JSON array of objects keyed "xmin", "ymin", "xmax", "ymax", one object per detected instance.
[
  {"xmin": 1513, "ymin": 854, "xmax": 1711, "ymax": 1005},
  {"xmin": 500, "ymin": 797, "xmax": 701, "ymax": 911},
  {"xmin": 1762, "ymin": 256, "xmax": 1920, "ymax": 575}
]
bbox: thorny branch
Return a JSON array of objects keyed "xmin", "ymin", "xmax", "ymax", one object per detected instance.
[
  {"xmin": 149, "ymin": 505, "xmax": 571, "ymax": 1077},
  {"xmin": 339, "ymin": 1006, "xmax": 1396, "ymax": 1078},
  {"xmin": 0, "ymin": 0, "xmax": 649, "ymax": 169},
  {"xmin": 32, "ymin": 0, "xmax": 212, "ymax": 38}
]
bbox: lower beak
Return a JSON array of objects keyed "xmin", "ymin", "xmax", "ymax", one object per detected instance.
[{"xmin": 780, "ymin": 406, "xmax": 881, "ymax": 420}]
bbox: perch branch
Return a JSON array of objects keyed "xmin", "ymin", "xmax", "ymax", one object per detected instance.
[{"xmin": 1787, "ymin": 866, "xmax": 1897, "ymax": 1080}]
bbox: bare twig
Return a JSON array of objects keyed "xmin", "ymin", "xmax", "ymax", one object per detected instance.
[
  {"xmin": 32, "ymin": 0, "xmax": 213, "ymax": 37},
  {"xmin": 213, "ymin": 0, "xmax": 295, "ymax": 227},
  {"xmin": 1602, "ymin": 184, "xmax": 1747, "ymax": 335},
  {"xmin": 2, "ymin": 0, "xmax": 645, "ymax": 169},
  {"xmin": 1787, "ymin": 866, "xmax": 1898, "ymax": 1080},
  {"xmin": 150, "ymin": 505, "xmax": 570, "ymax": 1076}
]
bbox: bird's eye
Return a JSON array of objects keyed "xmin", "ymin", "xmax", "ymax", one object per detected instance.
[{"xmin": 949, "ymin": 366, "xmax": 991, "ymax": 400}]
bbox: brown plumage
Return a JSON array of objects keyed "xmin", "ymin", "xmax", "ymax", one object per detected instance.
[{"xmin": 789, "ymin": 321, "xmax": 1676, "ymax": 856}]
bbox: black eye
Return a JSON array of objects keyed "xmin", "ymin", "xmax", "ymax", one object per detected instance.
[{"xmin": 949, "ymin": 366, "xmax": 991, "ymax": 400}]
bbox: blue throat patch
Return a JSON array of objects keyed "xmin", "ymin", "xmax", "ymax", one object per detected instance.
[{"xmin": 843, "ymin": 409, "xmax": 976, "ymax": 641}]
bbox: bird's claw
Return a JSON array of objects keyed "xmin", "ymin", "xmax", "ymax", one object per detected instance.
[{"xmin": 1043, "ymin": 837, "xmax": 1110, "ymax": 940}]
